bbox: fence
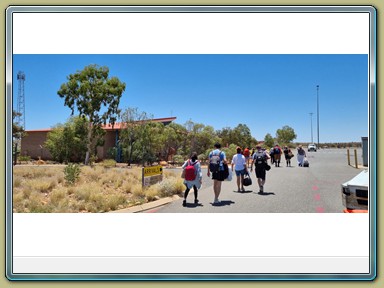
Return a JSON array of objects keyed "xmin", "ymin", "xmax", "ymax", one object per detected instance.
[{"xmin": 347, "ymin": 148, "xmax": 359, "ymax": 169}]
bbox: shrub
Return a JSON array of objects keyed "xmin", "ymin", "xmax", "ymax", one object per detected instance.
[
  {"xmin": 158, "ymin": 177, "xmax": 184, "ymax": 197},
  {"xmin": 64, "ymin": 163, "xmax": 81, "ymax": 185},
  {"xmin": 13, "ymin": 176, "xmax": 22, "ymax": 188},
  {"xmin": 102, "ymin": 159, "xmax": 117, "ymax": 168},
  {"xmin": 172, "ymin": 154, "xmax": 185, "ymax": 165},
  {"xmin": 19, "ymin": 155, "xmax": 31, "ymax": 162}
]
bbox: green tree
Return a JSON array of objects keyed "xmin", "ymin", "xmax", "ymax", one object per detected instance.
[
  {"xmin": 13, "ymin": 111, "xmax": 26, "ymax": 165},
  {"xmin": 216, "ymin": 127, "xmax": 232, "ymax": 147},
  {"xmin": 232, "ymin": 124, "xmax": 256, "ymax": 148},
  {"xmin": 120, "ymin": 108, "xmax": 161, "ymax": 166},
  {"xmin": 264, "ymin": 133, "xmax": 275, "ymax": 148},
  {"xmin": 221, "ymin": 143, "xmax": 238, "ymax": 162},
  {"xmin": 159, "ymin": 123, "xmax": 186, "ymax": 161},
  {"xmin": 184, "ymin": 120, "xmax": 219, "ymax": 156},
  {"xmin": 57, "ymin": 64, "xmax": 126, "ymax": 165},
  {"xmin": 12, "ymin": 111, "xmax": 25, "ymax": 140},
  {"xmin": 45, "ymin": 117, "xmax": 89, "ymax": 163},
  {"xmin": 119, "ymin": 107, "xmax": 143, "ymax": 165},
  {"xmin": 217, "ymin": 124, "xmax": 256, "ymax": 149},
  {"xmin": 275, "ymin": 125, "xmax": 297, "ymax": 145}
]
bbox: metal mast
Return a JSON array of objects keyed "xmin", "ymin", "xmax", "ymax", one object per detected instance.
[
  {"xmin": 17, "ymin": 71, "xmax": 26, "ymax": 129},
  {"xmin": 316, "ymin": 85, "xmax": 320, "ymax": 148}
]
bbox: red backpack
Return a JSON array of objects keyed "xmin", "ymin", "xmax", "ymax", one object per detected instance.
[{"xmin": 184, "ymin": 160, "xmax": 198, "ymax": 181}]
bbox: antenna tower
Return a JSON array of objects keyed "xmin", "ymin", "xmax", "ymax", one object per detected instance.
[{"xmin": 17, "ymin": 71, "xmax": 26, "ymax": 129}]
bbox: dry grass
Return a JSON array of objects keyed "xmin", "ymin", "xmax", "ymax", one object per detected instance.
[{"xmin": 13, "ymin": 165, "xmax": 184, "ymax": 213}]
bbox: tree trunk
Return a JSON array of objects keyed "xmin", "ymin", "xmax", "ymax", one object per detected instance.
[{"xmin": 85, "ymin": 123, "xmax": 93, "ymax": 165}]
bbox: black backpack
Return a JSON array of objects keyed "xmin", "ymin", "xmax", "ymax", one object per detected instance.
[{"xmin": 254, "ymin": 152, "xmax": 266, "ymax": 167}]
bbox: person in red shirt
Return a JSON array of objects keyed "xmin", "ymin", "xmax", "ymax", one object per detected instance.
[{"xmin": 243, "ymin": 147, "xmax": 251, "ymax": 169}]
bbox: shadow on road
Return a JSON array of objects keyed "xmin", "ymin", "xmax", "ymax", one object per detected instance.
[
  {"xmin": 211, "ymin": 200, "xmax": 235, "ymax": 207},
  {"xmin": 256, "ymin": 191, "xmax": 275, "ymax": 196},
  {"xmin": 232, "ymin": 190, "xmax": 253, "ymax": 194},
  {"xmin": 183, "ymin": 202, "xmax": 204, "ymax": 208}
]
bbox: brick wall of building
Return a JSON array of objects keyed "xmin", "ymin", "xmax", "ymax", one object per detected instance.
[
  {"xmin": 20, "ymin": 131, "xmax": 52, "ymax": 160},
  {"xmin": 21, "ymin": 130, "xmax": 118, "ymax": 161}
]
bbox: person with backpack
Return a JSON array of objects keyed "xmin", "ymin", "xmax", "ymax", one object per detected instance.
[
  {"xmin": 269, "ymin": 147, "xmax": 275, "ymax": 165},
  {"xmin": 283, "ymin": 146, "xmax": 293, "ymax": 167},
  {"xmin": 250, "ymin": 144, "xmax": 270, "ymax": 193},
  {"xmin": 273, "ymin": 144, "xmax": 282, "ymax": 167},
  {"xmin": 181, "ymin": 152, "xmax": 202, "ymax": 207},
  {"xmin": 231, "ymin": 146, "xmax": 248, "ymax": 192},
  {"xmin": 207, "ymin": 142, "xmax": 227, "ymax": 205}
]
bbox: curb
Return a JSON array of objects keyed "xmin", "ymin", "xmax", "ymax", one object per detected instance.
[{"xmin": 109, "ymin": 195, "xmax": 180, "ymax": 213}]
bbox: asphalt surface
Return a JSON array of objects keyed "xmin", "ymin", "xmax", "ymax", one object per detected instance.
[{"xmin": 148, "ymin": 148, "xmax": 366, "ymax": 213}]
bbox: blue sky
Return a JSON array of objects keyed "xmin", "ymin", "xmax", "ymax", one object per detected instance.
[{"xmin": 12, "ymin": 54, "xmax": 368, "ymax": 143}]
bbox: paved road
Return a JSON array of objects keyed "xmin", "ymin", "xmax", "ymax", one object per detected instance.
[{"xmin": 150, "ymin": 148, "xmax": 366, "ymax": 213}]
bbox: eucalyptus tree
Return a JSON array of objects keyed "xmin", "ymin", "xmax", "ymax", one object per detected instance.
[
  {"xmin": 57, "ymin": 64, "xmax": 126, "ymax": 165},
  {"xmin": 276, "ymin": 125, "xmax": 297, "ymax": 146}
]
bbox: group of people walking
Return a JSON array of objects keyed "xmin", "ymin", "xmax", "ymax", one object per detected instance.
[{"xmin": 181, "ymin": 142, "xmax": 308, "ymax": 207}]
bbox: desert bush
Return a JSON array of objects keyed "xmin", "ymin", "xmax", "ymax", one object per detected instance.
[
  {"xmin": 131, "ymin": 183, "xmax": 145, "ymax": 199},
  {"xmin": 26, "ymin": 178, "xmax": 56, "ymax": 193},
  {"xmin": 172, "ymin": 154, "xmax": 185, "ymax": 165},
  {"xmin": 158, "ymin": 177, "xmax": 184, "ymax": 197},
  {"xmin": 145, "ymin": 185, "xmax": 161, "ymax": 202},
  {"xmin": 81, "ymin": 166, "xmax": 102, "ymax": 182},
  {"xmin": 50, "ymin": 188, "xmax": 67, "ymax": 206},
  {"xmin": 13, "ymin": 176, "xmax": 22, "ymax": 188},
  {"xmin": 101, "ymin": 159, "xmax": 116, "ymax": 168},
  {"xmin": 19, "ymin": 155, "xmax": 31, "ymax": 162},
  {"xmin": 12, "ymin": 165, "xmax": 180, "ymax": 213},
  {"xmin": 64, "ymin": 163, "xmax": 81, "ymax": 185},
  {"xmin": 104, "ymin": 194, "xmax": 127, "ymax": 211}
]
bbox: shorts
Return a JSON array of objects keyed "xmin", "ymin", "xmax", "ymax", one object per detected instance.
[
  {"xmin": 255, "ymin": 168, "xmax": 266, "ymax": 180},
  {"xmin": 235, "ymin": 169, "xmax": 246, "ymax": 177},
  {"xmin": 212, "ymin": 170, "xmax": 226, "ymax": 181}
]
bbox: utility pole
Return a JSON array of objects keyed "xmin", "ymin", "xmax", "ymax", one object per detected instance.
[
  {"xmin": 309, "ymin": 112, "xmax": 314, "ymax": 143},
  {"xmin": 316, "ymin": 85, "xmax": 320, "ymax": 148}
]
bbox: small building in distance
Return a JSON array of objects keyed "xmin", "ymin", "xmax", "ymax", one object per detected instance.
[{"xmin": 20, "ymin": 117, "xmax": 176, "ymax": 162}]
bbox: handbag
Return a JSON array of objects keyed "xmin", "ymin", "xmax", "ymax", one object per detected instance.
[
  {"xmin": 265, "ymin": 164, "xmax": 271, "ymax": 171},
  {"xmin": 180, "ymin": 169, "xmax": 186, "ymax": 179},
  {"xmin": 242, "ymin": 173, "xmax": 252, "ymax": 186}
]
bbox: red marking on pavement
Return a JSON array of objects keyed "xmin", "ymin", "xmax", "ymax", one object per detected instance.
[
  {"xmin": 145, "ymin": 208, "xmax": 160, "ymax": 213},
  {"xmin": 312, "ymin": 185, "xmax": 319, "ymax": 191},
  {"xmin": 314, "ymin": 194, "xmax": 321, "ymax": 201},
  {"xmin": 316, "ymin": 207, "xmax": 325, "ymax": 213}
]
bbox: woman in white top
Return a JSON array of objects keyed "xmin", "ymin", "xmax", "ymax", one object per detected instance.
[{"xmin": 231, "ymin": 147, "xmax": 248, "ymax": 192}]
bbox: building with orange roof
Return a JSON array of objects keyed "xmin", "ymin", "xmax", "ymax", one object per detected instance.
[{"xmin": 20, "ymin": 117, "xmax": 176, "ymax": 162}]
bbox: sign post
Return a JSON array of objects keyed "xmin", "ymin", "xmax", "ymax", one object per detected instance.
[{"xmin": 142, "ymin": 165, "xmax": 163, "ymax": 187}]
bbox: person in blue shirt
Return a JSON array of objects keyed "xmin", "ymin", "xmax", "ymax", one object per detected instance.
[{"xmin": 207, "ymin": 142, "xmax": 227, "ymax": 205}]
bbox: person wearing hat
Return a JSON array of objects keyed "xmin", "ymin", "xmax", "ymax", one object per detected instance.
[
  {"xmin": 231, "ymin": 146, "xmax": 248, "ymax": 192},
  {"xmin": 251, "ymin": 144, "xmax": 270, "ymax": 193}
]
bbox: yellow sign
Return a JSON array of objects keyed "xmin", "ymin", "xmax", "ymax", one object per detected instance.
[{"xmin": 143, "ymin": 165, "xmax": 163, "ymax": 177}]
